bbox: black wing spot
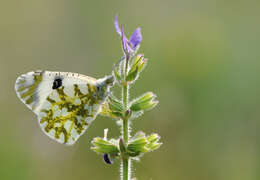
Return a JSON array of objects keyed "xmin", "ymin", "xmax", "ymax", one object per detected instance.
[{"xmin": 52, "ymin": 78, "xmax": 62, "ymax": 89}]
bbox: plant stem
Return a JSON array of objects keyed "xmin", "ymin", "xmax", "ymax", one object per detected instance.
[
  {"xmin": 122, "ymin": 153, "xmax": 129, "ymax": 180},
  {"xmin": 121, "ymin": 56, "xmax": 130, "ymax": 180}
]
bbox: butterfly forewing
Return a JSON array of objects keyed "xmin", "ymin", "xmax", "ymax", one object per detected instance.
[
  {"xmin": 15, "ymin": 70, "xmax": 113, "ymax": 145},
  {"xmin": 15, "ymin": 71, "xmax": 43, "ymax": 113}
]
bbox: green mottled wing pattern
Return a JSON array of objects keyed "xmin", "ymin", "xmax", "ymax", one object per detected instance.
[
  {"xmin": 15, "ymin": 70, "xmax": 114, "ymax": 145},
  {"xmin": 39, "ymin": 84, "xmax": 101, "ymax": 145},
  {"xmin": 15, "ymin": 71, "xmax": 43, "ymax": 112}
]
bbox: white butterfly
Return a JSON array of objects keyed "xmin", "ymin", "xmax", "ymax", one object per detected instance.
[{"xmin": 15, "ymin": 70, "xmax": 114, "ymax": 145}]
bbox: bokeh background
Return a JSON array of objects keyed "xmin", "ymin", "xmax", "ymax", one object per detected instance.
[{"xmin": 0, "ymin": 0, "xmax": 260, "ymax": 180}]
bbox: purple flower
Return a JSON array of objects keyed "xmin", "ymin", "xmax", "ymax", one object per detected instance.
[{"xmin": 114, "ymin": 15, "xmax": 142, "ymax": 55}]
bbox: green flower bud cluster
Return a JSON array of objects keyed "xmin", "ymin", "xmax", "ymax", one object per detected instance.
[
  {"xmin": 126, "ymin": 55, "xmax": 147, "ymax": 83},
  {"xmin": 91, "ymin": 129, "xmax": 119, "ymax": 164},
  {"xmin": 113, "ymin": 54, "xmax": 148, "ymax": 85},
  {"xmin": 100, "ymin": 95, "xmax": 124, "ymax": 119},
  {"xmin": 130, "ymin": 92, "xmax": 158, "ymax": 112},
  {"xmin": 101, "ymin": 91, "xmax": 158, "ymax": 120},
  {"xmin": 91, "ymin": 130, "xmax": 162, "ymax": 163},
  {"xmin": 93, "ymin": 48, "xmax": 161, "ymax": 169},
  {"xmin": 127, "ymin": 132, "xmax": 162, "ymax": 157},
  {"xmin": 91, "ymin": 137, "xmax": 119, "ymax": 155}
]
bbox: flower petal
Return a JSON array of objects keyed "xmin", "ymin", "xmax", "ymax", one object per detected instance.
[
  {"xmin": 121, "ymin": 25, "xmax": 133, "ymax": 54},
  {"xmin": 130, "ymin": 27, "xmax": 142, "ymax": 48},
  {"xmin": 114, "ymin": 15, "xmax": 122, "ymax": 36}
]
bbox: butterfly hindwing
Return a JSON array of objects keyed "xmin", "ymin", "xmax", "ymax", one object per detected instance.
[
  {"xmin": 38, "ymin": 84, "xmax": 102, "ymax": 145},
  {"xmin": 15, "ymin": 70, "xmax": 114, "ymax": 145}
]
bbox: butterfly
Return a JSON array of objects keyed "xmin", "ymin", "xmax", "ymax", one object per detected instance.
[{"xmin": 15, "ymin": 70, "xmax": 114, "ymax": 145}]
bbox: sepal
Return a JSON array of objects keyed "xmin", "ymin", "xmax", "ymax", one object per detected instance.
[
  {"xmin": 130, "ymin": 92, "xmax": 158, "ymax": 112},
  {"xmin": 91, "ymin": 129, "xmax": 119, "ymax": 155},
  {"xmin": 146, "ymin": 133, "xmax": 162, "ymax": 152},
  {"xmin": 113, "ymin": 68, "xmax": 122, "ymax": 83},
  {"xmin": 108, "ymin": 95, "xmax": 124, "ymax": 112},
  {"xmin": 126, "ymin": 66, "xmax": 139, "ymax": 82},
  {"xmin": 131, "ymin": 54, "xmax": 147, "ymax": 73},
  {"xmin": 100, "ymin": 95, "xmax": 124, "ymax": 119},
  {"xmin": 126, "ymin": 54, "xmax": 147, "ymax": 83},
  {"xmin": 127, "ymin": 132, "xmax": 149, "ymax": 157},
  {"xmin": 91, "ymin": 137, "xmax": 119, "ymax": 154},
  {"xmin": 126, "ymin": 132, "xmax": 162, "ymax": 158}
]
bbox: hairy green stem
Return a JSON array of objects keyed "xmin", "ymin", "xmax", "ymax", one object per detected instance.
[{"xmin": 121, "ymin": 56, "xmax": 130, "ymax": 180}]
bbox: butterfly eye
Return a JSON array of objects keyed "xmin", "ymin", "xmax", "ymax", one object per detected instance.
[{"xmin": 52, "ymin": 78, "xmax": 62, "ymax": 89}]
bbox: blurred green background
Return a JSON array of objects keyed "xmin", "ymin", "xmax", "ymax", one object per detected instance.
[{"xmin": 0, "ymin": 0, "xmax": 260, "ymax": 180}]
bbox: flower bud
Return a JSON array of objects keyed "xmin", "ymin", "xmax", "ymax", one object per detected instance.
[
  {"xmin": 108, "ymin": 95, "xmax": 124, "ymax": 113},
  {"xmin": 127, "ymin": 132, "xmax": 149, "ymax": 156},
  {"xmin": 99, "ymin": 95, "xmax": 124, "ymax": 119},
  {"xmin": 146, "ymin": 133, "xmax": 162, "ymax": 152},
  {"xmin": 130, "ymin": 92, "xmax": 158, "ymax": 112},
  {"xmin": 126, "ymin": 54, "xmax": 148, "ymax": 83},
  {"xmin": 132, "ymin": 54, "xmax": 147, "ymax": 73},
  {"xmin": 125, "ymin": 66, "xmax": 139, "ymax": 82},
  {"xmin": 126, "ymin": 132, "xmax": 162, "ymax": 157},
  {"xmin": 91, "ymin": 137, "xmax": 119, "ymax": 154},
  {"xmin": 91, "ymin": 129, "xmax": 119, "ymax": 155}
]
